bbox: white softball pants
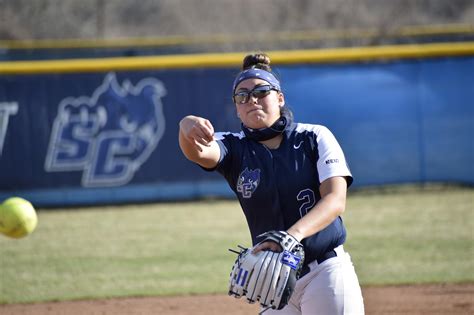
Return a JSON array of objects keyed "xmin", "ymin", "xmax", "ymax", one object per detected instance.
[{"xmin": 264, "ymin": 245, "xmax": 365, "ymax": 315}]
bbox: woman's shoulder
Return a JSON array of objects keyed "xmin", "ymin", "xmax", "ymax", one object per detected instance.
[
  {"xmin": 294, "ymin": 122, "xmax": 331, "ymax": 136},
  {"xmin": 214, "ymin": 131, "xmax": 245, "ymax": 140}
]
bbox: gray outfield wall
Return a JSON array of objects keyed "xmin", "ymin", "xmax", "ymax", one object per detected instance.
[{"xmin": 0, "ymin": 44, "xmax": 473, "ymax": 206}]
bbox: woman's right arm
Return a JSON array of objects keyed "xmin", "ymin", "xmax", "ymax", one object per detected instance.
[{"xmin": 178, "ymin": 115, "xmax": 221, "ymax": 169}]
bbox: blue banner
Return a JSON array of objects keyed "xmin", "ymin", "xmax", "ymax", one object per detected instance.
[
  {"xmin": 0, "ymin": 56, "xmax": 472, "ymax": 206},
  {"xmin": 280, "ymin": 57, "xmax": 474, "ymax": 186}
]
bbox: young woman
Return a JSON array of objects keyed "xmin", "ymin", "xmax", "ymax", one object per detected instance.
[{"xmin": 179, "ymin": 53, "xmax": 364, "ymax": 314}]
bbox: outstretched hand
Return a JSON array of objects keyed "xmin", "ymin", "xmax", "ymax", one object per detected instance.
[{"xmin": 179, "ymin": 115, "xmax": 215, "ymax": 152}]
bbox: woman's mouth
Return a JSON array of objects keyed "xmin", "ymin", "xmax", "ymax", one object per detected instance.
[{"xmin": 247, "ymin": 107, "xmax": 264, "ymax": 114}]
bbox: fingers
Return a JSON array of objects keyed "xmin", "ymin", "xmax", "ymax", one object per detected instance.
[
  {"xmin": 194, "ymin": 121, "xmax": 214, "ymax": 145},
  {"xmin": 203, "ymin": 119, "xmax": 215, "ymax": 142},
  {"xmin": 252, "ymin": 241, "xmax": 282, "ymax": 254},
  {"xmin": 190, "ymin": 124, "xmax": 214, "ymax": 152},
  {"xmin": 180, "ymin": 116, "xmax": 215, "ymax": 151}
]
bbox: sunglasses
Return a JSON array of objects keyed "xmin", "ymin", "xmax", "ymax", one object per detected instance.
[{"xmin": 233, "ymin": 85, "xmax": 279, "ymax": 104}]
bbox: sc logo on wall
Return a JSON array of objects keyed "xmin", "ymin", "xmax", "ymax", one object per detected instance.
[
  {"xmin": 0, "ymin": 102, "xmax": 19, "ymax": 157},
  {"xmin": 44, "ymin": 73, "xmax": 166, "ymax": 187}
]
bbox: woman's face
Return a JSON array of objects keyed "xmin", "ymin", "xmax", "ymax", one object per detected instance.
[{"xmin": 234, "ymin": 78, "xmax": 284, "ymax": 129}]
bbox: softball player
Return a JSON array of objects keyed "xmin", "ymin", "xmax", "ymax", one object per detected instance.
[{"xmin": 179, "ymin": 53, "xmax": 364, "ymax": 314}]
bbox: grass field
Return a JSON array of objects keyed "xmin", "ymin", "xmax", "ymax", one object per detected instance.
[{"xmin": 0, "ymin": 185, "xmax": 472, "ymax": 304}]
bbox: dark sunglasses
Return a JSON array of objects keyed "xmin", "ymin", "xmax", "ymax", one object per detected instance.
[{"xmin": 233, "ymin": 85, "xmax": 279, "ymax": 104}]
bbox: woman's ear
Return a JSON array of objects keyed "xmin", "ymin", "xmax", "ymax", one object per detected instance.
[{"xmin": 278, "ymin": 92, "xmax": 285, "ymax": 107}]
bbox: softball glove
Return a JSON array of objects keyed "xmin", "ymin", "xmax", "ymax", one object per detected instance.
[{"xmin": 228, "ymin": 231, "xmax": 305, "ymax": 312}]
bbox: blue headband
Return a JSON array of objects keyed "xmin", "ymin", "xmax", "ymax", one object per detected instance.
[{"xmin": 232, "ymin": 68, "xmax": 281, "ymax": 93}]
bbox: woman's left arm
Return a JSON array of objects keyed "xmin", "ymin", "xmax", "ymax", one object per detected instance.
[
  {"xmin": 253, "ymin": 176, "xmax": 348, "ymax": 253},
  {"xmin": 287, "ymin": 176, "xmax": 348, "ymax": 242}
]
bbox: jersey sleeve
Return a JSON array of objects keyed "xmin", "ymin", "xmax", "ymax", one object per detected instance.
[
  {"xmin": 315, "ymin": 126, "xmax": 353, "ymax": 186},
  {"xmin": 199, "ymin": 131, "xmax": 236, "ymax": 175}
]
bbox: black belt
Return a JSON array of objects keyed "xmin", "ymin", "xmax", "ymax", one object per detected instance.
[
  {"xmin": 299, "ymin": 249, "xmax": 337, "ymax": 278},
  {"xmin": 316, "ymin": 249, "xmax": 337, "ymax": 264}
]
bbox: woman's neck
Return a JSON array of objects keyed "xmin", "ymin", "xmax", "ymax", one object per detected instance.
[{"xmin": 260, "ymin": 134, "xmax": 283, "ymax": 150}]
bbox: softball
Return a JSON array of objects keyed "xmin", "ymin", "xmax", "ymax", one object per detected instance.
[{"xmin": 0, "ymin": 197, "xmax": 38, "ymax": 239}]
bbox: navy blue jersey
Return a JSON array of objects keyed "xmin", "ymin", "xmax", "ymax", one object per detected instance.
[{"xmin": 210, "ymin": 122, "xmax": 352, "ymax": 265}]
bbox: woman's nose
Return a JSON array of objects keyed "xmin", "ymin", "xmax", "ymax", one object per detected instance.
[{"xmin": 249, "ymin": 93, "xmax": 258, "ymax": 103}]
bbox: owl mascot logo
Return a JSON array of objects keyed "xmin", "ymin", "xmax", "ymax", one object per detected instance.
[
  {"xmin": 44, "ymin": 73, "xmax": 166, "ymax": 187},
  {"xmin": 236, "ymin": 168, "xmax": 261, "ymax": 198}
]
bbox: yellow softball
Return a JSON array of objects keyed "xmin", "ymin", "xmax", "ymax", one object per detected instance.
[{"xmin": 0, "ymin": 197, "xmax": 38, "ymax": 239}]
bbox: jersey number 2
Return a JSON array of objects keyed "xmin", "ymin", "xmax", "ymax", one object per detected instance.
[{"xmin": 297, "ymin": 189, "xmax": 316, "ymax": 217}]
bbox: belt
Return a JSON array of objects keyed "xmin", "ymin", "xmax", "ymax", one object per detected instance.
[
  {"xmin": 299, "ymin": 249, "xmax": 338, "ymax": 278},
  {"xmin": 316, "ymin": 249, "xmax": 337, "ymax": 264}
]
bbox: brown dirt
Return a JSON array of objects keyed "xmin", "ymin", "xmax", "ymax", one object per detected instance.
[{"xmin": 1, "ymin": 284, "xmax": 473, "ymax": 315}]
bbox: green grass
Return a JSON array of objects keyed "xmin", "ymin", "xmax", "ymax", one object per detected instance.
[
  {"xmin": 0, "ymin": 186, "xmax": 473, "ymax": 304},
  {"xmin": 343, "ymin": 185, "xmax": 474, "ymax": 285}
]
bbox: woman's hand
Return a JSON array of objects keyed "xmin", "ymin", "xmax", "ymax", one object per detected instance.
[
  {"xmin": 179, "ymin": 115, "xmax": 215, "ymax": 152},
  {"xmin": 252, "ymin": 241, "xmax": 282, "ymax": 254},
  {"xmin": 252, "ymin": 231, "xmax": 302, "ymax": 254},
  {"xmin": 179, "ymin": 115, "xmax": 220, "ymax": 169}
]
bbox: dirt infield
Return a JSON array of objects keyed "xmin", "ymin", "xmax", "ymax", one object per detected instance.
[{"xmin": 1, "ymin": 284, "xmax": 473, "ymax": 315}]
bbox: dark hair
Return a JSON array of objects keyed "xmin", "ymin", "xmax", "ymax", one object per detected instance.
[
  {"xmin": 242, "ymin": 53, "xmax": 294, "ymax": 120},
  {"xmin": 242, "ymin": 53, "xmax": 272, "ymax": 72}
]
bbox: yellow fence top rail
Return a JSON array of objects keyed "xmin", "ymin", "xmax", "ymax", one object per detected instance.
[{"xmin": 1, "ymin": 42, "xmax": 474, "ymax": 75}]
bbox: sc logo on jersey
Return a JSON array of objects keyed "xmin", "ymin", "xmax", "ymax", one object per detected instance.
[
  {"xmin": 44, "ymin": 73, "xmax": 166, "ymax": 187},
  {"xmin": 236, "ymin": 167, "xmax": 261, "ymax": 198}
]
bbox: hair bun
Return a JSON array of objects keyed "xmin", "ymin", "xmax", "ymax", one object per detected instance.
[{"xmin": 242, "ymin": 53, "xmax": 272, "ymax": 71}]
